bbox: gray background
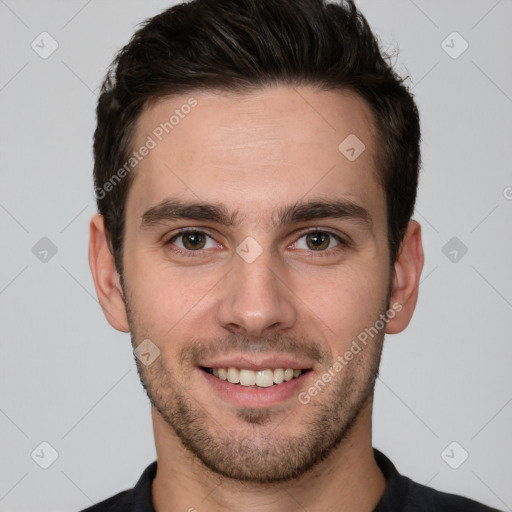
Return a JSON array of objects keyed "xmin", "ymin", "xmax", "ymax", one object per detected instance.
[{"xmin": 1, "ymin": 1, "xmax": 511, "ymax": 511}]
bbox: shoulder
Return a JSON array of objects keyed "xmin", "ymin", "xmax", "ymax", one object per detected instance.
[
  {"xmin": 373, "ymin": 449, "xmax": 502, "ymax": 512},
  {"xmin": 78, "ymin": 490, "xmax": 130, "ymax": 512},
  {"xmin": 76, "ymin": 460, "xmax": 157, "ymax": 512},
  {"xmin": 405, "ymin": 477, "xmax": 502, "ymax": 511}
]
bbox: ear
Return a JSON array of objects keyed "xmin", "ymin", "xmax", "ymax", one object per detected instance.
[
  {"xmin": 88, "ymin": 213, "xmax": 130, "ymax": 332},
  {"xmin": 386, "ymin": 220, "xmax": 424, "ymax": 334}
]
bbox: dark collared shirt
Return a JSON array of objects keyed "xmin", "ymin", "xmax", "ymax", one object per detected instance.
[{"xmin": 78, "ymin": 449, "xmax": 501, "ymax": 511}]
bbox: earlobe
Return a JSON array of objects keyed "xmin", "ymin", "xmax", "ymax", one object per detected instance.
[
  {"xmin": 385, "ymin": 220, "xmax": 424, "ymax": 335},
  {"xmin": 88, "ymin": 213, "xmax": 130, "ymax": 333}
]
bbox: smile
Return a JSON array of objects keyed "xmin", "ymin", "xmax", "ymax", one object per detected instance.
[{"xmin": 201, "ymin": 367, "xmax": 310, "ymax": 388}]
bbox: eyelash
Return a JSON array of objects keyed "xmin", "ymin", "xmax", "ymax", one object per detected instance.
[{"xmin": 164, "ymin": 228, "xmax": 347, "ymax": 258}]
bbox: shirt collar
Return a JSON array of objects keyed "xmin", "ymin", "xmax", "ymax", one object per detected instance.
[{"xmin": 111, "ymin": 448, "xmax": 405, "ymax": 511}]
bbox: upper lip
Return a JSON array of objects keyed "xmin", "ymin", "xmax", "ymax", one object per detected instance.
[{"xmin": 198, "ymin": 355, "xmax": 315, "ymax": 371}]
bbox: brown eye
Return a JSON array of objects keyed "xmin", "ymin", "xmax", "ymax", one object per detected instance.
[
  {"xmin": 292, "ymin": 230, "xmax": 344, "ymax": 255},
  {"xmin": 181, "ymin": 231, "xmax": 207, "ymax": 250},
  {"xmin": 166, "ymin": 230, "xmax": 217, "ymax": 253},
  {"xmin": 305, "ymin": 232, "xmax": 331, "ymax": 250}
]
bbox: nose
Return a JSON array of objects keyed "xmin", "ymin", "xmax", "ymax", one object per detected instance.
[{"xmin": 216, "ymin": 248, "xmax": 297, "ymax": 338}]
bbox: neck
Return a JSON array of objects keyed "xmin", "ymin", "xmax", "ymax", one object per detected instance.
[{"xmin": 151, "ymin": 398, "xmax": 385, "ymax": 512}]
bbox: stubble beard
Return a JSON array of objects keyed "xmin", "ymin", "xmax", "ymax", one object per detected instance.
[
  {"xmin": 122, "ymin": 278, "xmax": 388, "ymax": 483},
  {"xmin": 131, "ymin": 336, "xmax": 384, "ymax": 483}
]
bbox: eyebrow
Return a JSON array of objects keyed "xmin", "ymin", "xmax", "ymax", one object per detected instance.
[{"xmin": 140, "ymin": 197, "xmax": 372, "ymax": 230}]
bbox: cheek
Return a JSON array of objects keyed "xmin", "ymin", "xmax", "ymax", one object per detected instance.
[
  {"xmin": 301, "ymin": 265, "xmax": 389, "ymax": 348},
  {"xmin": 124, "ymin": 249, "xmax": 220, "ymax": 345}
]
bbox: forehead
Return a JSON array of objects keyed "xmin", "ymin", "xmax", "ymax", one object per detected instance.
[{"xmin": 126, "ymin": 85, "xmax": 384, "ymax": 229}]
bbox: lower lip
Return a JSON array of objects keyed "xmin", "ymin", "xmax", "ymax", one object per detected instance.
[{"xmin": 198, "ymin": 368, "xmax": 312, "ymax": 408}]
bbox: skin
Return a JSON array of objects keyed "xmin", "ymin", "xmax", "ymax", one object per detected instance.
[{"xmin": 89, "ymin": 85, "xmax": 424, "ymax": 512}]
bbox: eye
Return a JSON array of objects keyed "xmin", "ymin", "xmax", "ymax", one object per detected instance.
[
  {"xmin": 165, "ymin": 229, "xmax": 218, "ymax": 253},
  {"xmin": 292, "ymin": 230, "xmax": 344, "ymax": 253},
  {"xmin": 164, "ymin": 228, "xmax": 346, "ymax": 258}
]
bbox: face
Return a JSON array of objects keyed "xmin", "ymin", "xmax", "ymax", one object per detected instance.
[{"xmin": 114, "ymin": 86, "xmax": 398, "ymax": 482}]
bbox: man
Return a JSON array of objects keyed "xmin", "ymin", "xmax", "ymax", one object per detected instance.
[{"xmin": 83, "ymin": 0, "xmax": 500, "ymax": 510}]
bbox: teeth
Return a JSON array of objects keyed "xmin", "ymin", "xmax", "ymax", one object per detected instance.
[
  {"xmin": 273, "ymin": 368, "xmax": 284, "ymax": 384},
  {"xmin": 239, "ymin": 369, "xmax": 256, "ymax": 386},
  {"xmin": 227, "ymin": 367, "xmax": 240, "ymax": 384},
  {"xmin": 255, "ymin": 369, "xmax": 274, "ymax": 387},
  {"xmin": 208, "ymin": 367, "xmax": 306, "ymax": 388}
]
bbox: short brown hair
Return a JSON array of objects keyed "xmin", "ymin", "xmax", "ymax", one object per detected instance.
[{"xmin": 93, "ymin": 0, "xmax": 421, "ymax": 275}]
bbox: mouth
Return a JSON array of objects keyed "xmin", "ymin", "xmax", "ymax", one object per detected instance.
[{"xmin": 200, "ymin": 366, "xmax": 312, "ymax": 388}]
